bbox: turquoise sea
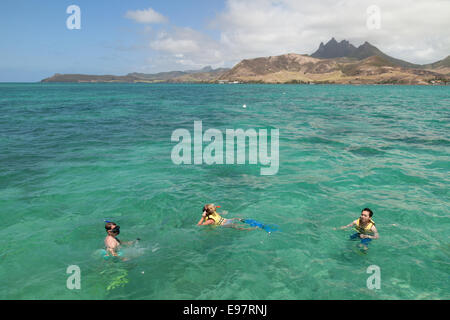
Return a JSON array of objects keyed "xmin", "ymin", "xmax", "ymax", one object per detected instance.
[{"xmin": 0, "ymin": 83, "xmax": 448, "ymax": 300}]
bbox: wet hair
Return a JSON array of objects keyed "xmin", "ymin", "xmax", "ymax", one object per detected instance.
[
  {"xmin": 105, "ymin": 222, "xmax": 117, "ymax": 232},
  {"xmin": 203, "ymin": 204, "xmax": 216, "ymax": 216},
  {"xmin": 362, "ymin": 208, "xmax": 373, "ymax": 217}
]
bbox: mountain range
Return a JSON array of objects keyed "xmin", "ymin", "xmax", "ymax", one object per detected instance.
[
  {"xmin": 41, "ymin": 38, "xmax": 449, "ymax": 85},
  {"xmin": 311, "ymin": 38, "xmax": 421, "ymax": 68}
]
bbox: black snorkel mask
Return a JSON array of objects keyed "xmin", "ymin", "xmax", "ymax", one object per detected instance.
[{"xmin": 111, "ymin": 225, "xmax": 120, "ymax": 235}]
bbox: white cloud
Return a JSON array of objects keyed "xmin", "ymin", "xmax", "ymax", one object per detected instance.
[
  {"xmin": 125, "ymin": 8, "xmax": 168, "ymax": 24},
  {"xmin": 213, "ymin": 0, "xmax": 450, "ymax": 64},
  {"xmin": 133, "ymin": 0, "xmax": 450, "ymax": 71},
  {"xmin": 149, "ymin": 27, "xmax": 225, "ymax": 69}
]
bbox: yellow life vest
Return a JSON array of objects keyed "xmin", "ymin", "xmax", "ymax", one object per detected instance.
[
  {"xmin": 207, "ymin": 212, "xmax": 224, "ymax": 226},
  {"xmin": 355, "ymin": 218, "xmax": 375, "ymax": 234}
]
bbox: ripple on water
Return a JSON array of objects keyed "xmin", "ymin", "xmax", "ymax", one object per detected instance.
[{"xmin": 0, "ymin": 83, "xmax": 448, "ymax": 299}]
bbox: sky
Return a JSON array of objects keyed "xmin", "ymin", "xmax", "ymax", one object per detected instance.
[{"xmin": 1, "ymin": 0, "xmax": 449, "ymax": 82}]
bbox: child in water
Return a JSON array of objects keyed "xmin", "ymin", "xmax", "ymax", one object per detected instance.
[
  {"xmin": 335, "ymin": 208, "xmax": 379, "ymax": 250},
  {"xmin": 197, "ymin": 204, "xmax": 257, "ymax": 230}
]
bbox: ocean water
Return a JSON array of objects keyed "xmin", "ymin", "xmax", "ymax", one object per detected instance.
[{"xmin": 0, "ymin": 83, "xmax": 448, "ymax": 300}]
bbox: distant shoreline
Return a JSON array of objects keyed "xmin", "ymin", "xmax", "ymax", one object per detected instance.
[
  {"xmin": 1, "ymin": 82, "xmax": 449, "ymax": 86},
  {"xmin": 38, "ymin": 39, "xmax": 450, "ymax": 86}
]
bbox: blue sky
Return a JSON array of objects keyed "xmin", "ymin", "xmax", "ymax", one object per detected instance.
[
  {"xmin": 1, "ymin": 0, "xmax": 449, "ymax": 82},
  {"xmin": 0, "ymin": 0, "xmax": 225, "ymax": 81}
]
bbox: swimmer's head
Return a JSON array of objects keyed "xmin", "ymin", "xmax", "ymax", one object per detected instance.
[
  {"xmin": 203, "ymin": 204, "xmax": 218, "ymax": 216},
  {"xmin": 360, "ymin": 208, "xmax": 373, "ymax": 222},
  {"xmin": 105, "ymin": 222, "xmax": 120, "ymax": 235}
]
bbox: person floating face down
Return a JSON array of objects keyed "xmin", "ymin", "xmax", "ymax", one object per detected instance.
[
  {"xmin": 197, "ymin": 204, "xmax": 257, "ymax": 231},
  {"xmin": 336, "ymin": 208, "xmax": 379, "ymax": 249}
]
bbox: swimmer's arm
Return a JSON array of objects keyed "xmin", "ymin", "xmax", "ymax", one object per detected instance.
[
  {"xmin": 197, "ymin": 212, "xmax": 214, "ymax": 226},
  {"xmin": 106, "ymin": 246, "xmax": 119, "ymax": 257},
  {"xmin": 198, "ymin": 219, "xmax": 215, "ymax": 226},
  {"xmin": 360, "ymin": 226, "xmax": 380, "ymax": 239},
  {"xmin": 120, "ymin": 237, "xmax": 141, "ymax": 246},
  {"xmin": 334, "ymin": 220, "xmax": 356, "ymax": 230},
  {"xmin": 107, "ymin": 247, "xmax": 128, "ymax": 261},
  {"xmin": 197, "ymin": 217, "xmax": 204, "ymax": 225}
]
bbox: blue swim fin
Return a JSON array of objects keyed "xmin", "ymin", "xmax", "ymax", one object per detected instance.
[{"xmin": 241, "ymin": 219, "xmax": 280, "ymax": 233}]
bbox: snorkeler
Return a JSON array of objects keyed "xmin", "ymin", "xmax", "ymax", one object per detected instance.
[
  {"xmin": 104, "ymin": 221, "xmax": 140, "ymax": 260},
  {"xmin": 197, "ymin": 204, "xmax": 257, "ymax": 230},
  {"xmin": 335, "ymin": 208, "xmax": 379, "ymax": 250},
  {"xmin": 104, "ymin": 221, "xmax": 123, "ymax": 257}
]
